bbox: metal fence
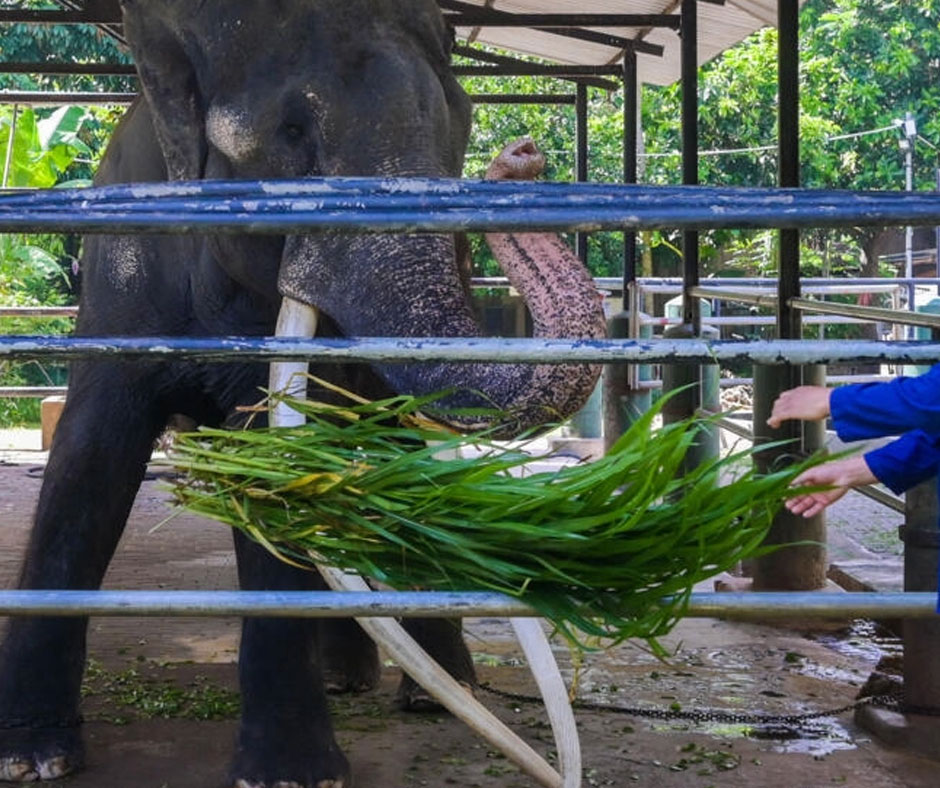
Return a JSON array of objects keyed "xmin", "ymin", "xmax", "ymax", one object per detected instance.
[{"xmin": 3, "ymin": 177, "xmax": 940, "ymax": 621}]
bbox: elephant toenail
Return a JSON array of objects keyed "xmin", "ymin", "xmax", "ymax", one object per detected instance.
[
  {"xmin": 37, "ymin": 756, "xmax": 71, "ymax": 780},
  {"xmin": 0, "ymin": 757, "xmax": 39, "ymax": 782}
]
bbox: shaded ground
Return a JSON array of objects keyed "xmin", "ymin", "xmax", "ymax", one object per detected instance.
[{"xmin": 0, "ymin": 437, "xmax": 936, "ymax": 787}]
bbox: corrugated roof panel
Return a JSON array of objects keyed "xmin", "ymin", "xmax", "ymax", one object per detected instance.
[{"xmin": 450, "ymin": 1, "xmax": 805, "ymax": 87}]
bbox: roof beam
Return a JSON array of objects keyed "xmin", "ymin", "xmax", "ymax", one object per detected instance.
[
  {"xmin": 455, "ymin": 64, "xmax": 621, "ymax": 77},
  {"xmin": 443, "ymin": 12, "xmax": 680, "ymax": 29},
  {"xmin": 0, "ymin": 10, "xmax": 114, "ymax": 24},
  {"xmin": 0, "ymin": 62, "xmax": 135, "ymax": 76},
  {"xmin": 453, "ymin": 44, "xmax": 620, "ymax": 91},
  {"xmin": 439, "ymin": 1, "xmax": 665, "ymax": 57}
]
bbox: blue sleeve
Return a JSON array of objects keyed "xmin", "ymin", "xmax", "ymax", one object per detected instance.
[
  {"xmin": 862, "ymin": 430, "xmax": 940, "ymax": 494},
  {"xmin": 830, "ymin": 363, "xmax": 940, "ymax": 441}
]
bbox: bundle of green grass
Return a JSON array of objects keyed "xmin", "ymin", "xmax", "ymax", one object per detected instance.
[{"xmin": 169, "ymin": 385, "xmax": 810, "ymax": 650}]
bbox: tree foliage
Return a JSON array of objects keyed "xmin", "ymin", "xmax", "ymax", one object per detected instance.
[
  {"xmin": 641, "ymin": 0, "xmax": 940, "ymax": 277},
  {"xmin": 0, "ymin": 13, "xmax": 132, "ymax": 422}
]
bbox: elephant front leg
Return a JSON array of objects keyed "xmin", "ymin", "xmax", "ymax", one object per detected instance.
[
  {"xmin": 230, "ymin": 531, "xmax": 350, "ymax": 788},
  {"xmin": 0, "ymin": 367, "xmax": 164, "ymax": 781}
]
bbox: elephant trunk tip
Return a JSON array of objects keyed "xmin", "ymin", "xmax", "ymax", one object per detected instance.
[{"xmin": 485, "ymin": 137, "xmax": 546, "ymax": 181}]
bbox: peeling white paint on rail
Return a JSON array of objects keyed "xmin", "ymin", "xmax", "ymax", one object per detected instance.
[{"xmin": 5, "ymin": 337, "xmax": 940, "ymax": 366}]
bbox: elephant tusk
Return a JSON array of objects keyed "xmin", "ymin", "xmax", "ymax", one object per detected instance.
[
  {"xmin": 317, "ymin": 566, "xmax": 564, "ymax": 788},
  {"xmin": 511, "ymin": 618, "xmax": 582, "ymax": 788},
  {"xmin": 269, "ymin": 296, "xmax": 319, "ymax": 428},
  {"xmin": 270, "ymin": 296, "xmax": 575, "ymax": 788}
]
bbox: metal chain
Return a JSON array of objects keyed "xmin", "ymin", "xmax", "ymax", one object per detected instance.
[{"xmin": 480, "ymin": 682, "xmax": 907, "ymax": 727}]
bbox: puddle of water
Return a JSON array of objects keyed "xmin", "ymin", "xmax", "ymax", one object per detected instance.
[
  {"xmin": 811, "ymin": 619, "xmax": 902, "ymax": 666},
  {"xmin": 720, "ymin": 720, "xmax": 855, "ymax": 755}
]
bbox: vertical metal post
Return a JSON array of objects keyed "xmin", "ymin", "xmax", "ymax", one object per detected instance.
[
  {"xmin": 575, "ymin": 83, "xmax": 589, "ymax": 265},
  {"xmin": 936, "ymin": 165, "xmax": 940, "ymax": 295},
  {"xmin": 902, "ymin": 481, "xmax": 940, "ymax": 711},
  {"xmin": 662, "ymin": 0, "xmax": 705, "ymax": 459},
  {"xmin": 753, "ymin": 0, "xmax": 826, "ymax": 591},
  {"xmin": 777, "ymin": 0, "xmax": 800, "ymax": 343},
  {"xmin": 622, "ymin": 48, "xmax": 638, "ymax": 286},
  {"xmin": 903, "ymin": 112, "xmax": 916, "ymax": 289},
  {"xmin": 679, "ymin": 0, "xmax": 699, "ymax": 335},
  {"xmin": 857, "ymin": 478, "xmax": 940, "ymax": 754},
  {"xmin": 934, "ymin": 165, "xmax": 939, "ymax": 295},
  {"xmin": 570, "ymin": 84, "xmax": 604, "ymax": 440},
  {"xmin": 603, "ymin": 46, "xmax": 648, "ymax": 451}
]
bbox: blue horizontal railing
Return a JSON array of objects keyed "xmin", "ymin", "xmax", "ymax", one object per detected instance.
[
  {"xmin": 0, "ymin": 589, "xmax": 933, "ymax": 620},
  {"xmin": 2, "ymin": 178, "xmax": 940, "ymax": 233},
  {"xmin": 2, "ymin": 336, "xmax": 940, "ymax": 365}
]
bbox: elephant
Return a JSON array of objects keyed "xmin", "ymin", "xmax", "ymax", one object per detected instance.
[{"xmin": 0, "ymin": 1, "xmax": 606, "ymax": 786}]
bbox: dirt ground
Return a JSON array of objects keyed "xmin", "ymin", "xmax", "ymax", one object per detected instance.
[{"xmin": 0, "ymin": 442, "xmax": 938, "ymax": 788}]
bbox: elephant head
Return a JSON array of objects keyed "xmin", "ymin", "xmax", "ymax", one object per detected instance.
[{"xmin": 121, "ymin": 0, "xmax": 605, "ymax": 432}]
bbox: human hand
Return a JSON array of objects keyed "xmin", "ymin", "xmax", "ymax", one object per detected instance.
[
  {"xmin": 767, "ymin": 386, "xmax": 832, "ymax": 429},
  {"xmin": 784, "ymin": 455, "xmax": 877, "ymax": 518}
]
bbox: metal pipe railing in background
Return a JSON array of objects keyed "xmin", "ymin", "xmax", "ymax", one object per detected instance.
[
  {"xmin": 0, "ymin": 386, "xmax": 66, "ymax": 398},
  {"xmin": 0, "ymin": 306, "xmax": 77, "ymax": 318},
  {"xmin": 0, "ymin": 589, "xmax": 934, "ymax": 620},
  {"xmin": 688, "ymin": 285, "xmax": 778, "ymax": 309},
  {"xmin": 791, "ymin": 297, "xmax": 940, "ymax": 329}
]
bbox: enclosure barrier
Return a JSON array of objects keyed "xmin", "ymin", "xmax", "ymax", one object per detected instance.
[
  {"xmin": 3, "ymin": 178, "xmax": 940, "ymax": 234},
  {"xmin": 2, "ymin": 180, "xmax": 940, "ymax": 733},
  {"xmin": 0, "ymin": 590, "xmax": 935, "ymax": 620}
]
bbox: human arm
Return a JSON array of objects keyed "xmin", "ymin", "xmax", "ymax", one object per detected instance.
[
  {"xmin": 829, "ymin": 364, "xmax": 940, "ymax": 440},
  {"xmin": 787, "ymin": 429, "xmax": 940, "ymax": 517},
  {"xmin": 785, "ymin": 455, "xmax": 876, "ymax": 518},
  {"xmin": 767, "ymin": 365, "xmax": 940, "ymax": 440},
  {"xmin": 766, "ymin": 385, "xmax": 831, "ymax": 428}
]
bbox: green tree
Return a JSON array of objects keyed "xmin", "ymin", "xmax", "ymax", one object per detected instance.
[
  {"xmin": 639, "ymin": 0, "xmax": 940, "ymax": 278},
  {"xmin": 0, "ymin": 13, "xmax": 131, "ymax": 423}
]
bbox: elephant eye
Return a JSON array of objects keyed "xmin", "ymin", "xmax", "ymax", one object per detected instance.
[{"xmin": 284, "ymin": 123, "xmax": 305, "ymax": 140}]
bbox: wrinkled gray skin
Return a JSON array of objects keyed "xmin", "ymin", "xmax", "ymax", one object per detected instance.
[{"xmin": 0, "ymin": 2, "xmax": 605, "ymax": 786}]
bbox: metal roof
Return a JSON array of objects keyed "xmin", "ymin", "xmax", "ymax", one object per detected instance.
[
  {"xmin": 1, "ymin": 1, "xmax": 801, "ymax": 89},
  {"xmin": 448, "ymin": 1, "xmax": 797, "ymax": 86}
]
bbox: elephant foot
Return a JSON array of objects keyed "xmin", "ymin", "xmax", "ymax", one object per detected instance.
[
  {"xmin": 0, "ymin": 725, "xmax": 84, "ymax": 782},
  {"xmin": 394, "ymin": 675, "xmax": 475, "ymax": 713},
  {"xmin": 229, "ymin": 725, "xmax": 350, "ymax": 788},
  {"xmin": 322, "ymin": 668, "xmax": 380, "ymax": 696},
  {"xmin": 318, "ymin": 622, "xmax": 380, "ymax": 695}
]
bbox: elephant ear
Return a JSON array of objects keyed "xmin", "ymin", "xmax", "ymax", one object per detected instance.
[{"xmin": 120, "ymin": 0, "xmax": 206, "ymax": 180}]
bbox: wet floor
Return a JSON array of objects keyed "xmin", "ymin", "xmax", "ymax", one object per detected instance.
[{"xmin": 0, "ymin": 458, "xmax": 937, "ymax": 787}]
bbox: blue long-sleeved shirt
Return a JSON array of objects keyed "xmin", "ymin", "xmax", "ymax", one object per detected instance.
[{"xmin": 830, "ymin": 364, "xmax": 940, "ymax": 494}]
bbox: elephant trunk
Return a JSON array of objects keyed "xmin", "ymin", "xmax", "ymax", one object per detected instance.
[{"xmin": 277, "ymin": 139, "xmax": 606, "ymax": 435}]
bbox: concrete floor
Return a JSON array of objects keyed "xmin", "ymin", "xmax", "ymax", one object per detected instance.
[{"xmin": 0, "ymin": 436, "xmax": 937, "ymax": 787}]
